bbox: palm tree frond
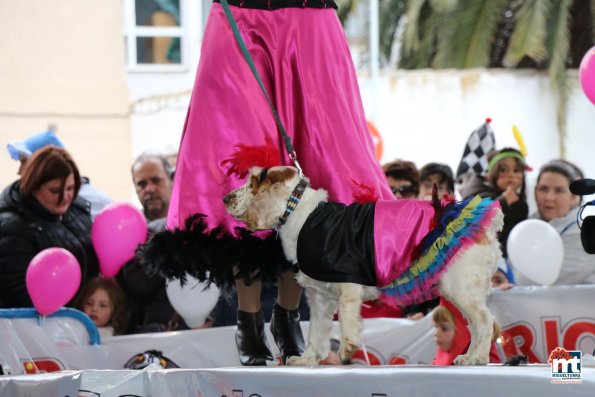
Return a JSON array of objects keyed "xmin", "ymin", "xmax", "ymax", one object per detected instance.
[
  {"xmin": 503, "ymin": 0, "xmax": 550, "ymax": 67},
  {"xmin": 546, "ymin": 0, "xmax": 572, "ymax": 158},
  {"xmin": 546, "ymin": 0, "xmax": 571, "ymax": 83},
  {"xmin": 337, "ymin": 0, "xmax": 360, "ymax": 25},
  {"xmin": 402, "ymin": 0, "xmax": 426, "ymax": 56},
  {"xmin": 379, "ymin": 0, "xmax": 407, "ymax": 64},
  {"xmin": 434, "ymin": 0, "xmax": 509, "ymax": 68},
  {"xmin": 429, "ymin": 0, "xmax": 458, "ymax": 14},
  {"xmin": 591, "ymin": 0, "xmax": 595, "ymax": 41}
]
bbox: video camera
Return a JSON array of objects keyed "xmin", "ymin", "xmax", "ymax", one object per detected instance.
[{"xmin": 569, "ymin": 178, "xmax": 595, "ymax": 254}]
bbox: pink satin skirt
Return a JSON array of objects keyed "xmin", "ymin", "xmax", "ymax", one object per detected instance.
[{"xmin": 168, "ymin": 4, "xmax": 393, "ymax": 236}]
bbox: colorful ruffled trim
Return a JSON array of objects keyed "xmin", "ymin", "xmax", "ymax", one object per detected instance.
[{"xmin": 380, "ymin": 195, "xmax": 500, "ymax": 306}]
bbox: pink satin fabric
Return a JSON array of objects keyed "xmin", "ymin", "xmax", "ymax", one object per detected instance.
[
  {"xmin": 168, "ymin": 4, "xmax": 393, "ymax": 235},
  {"xmin": 373, "ymin": 200, "xmax": 436, "ymax": 286}
]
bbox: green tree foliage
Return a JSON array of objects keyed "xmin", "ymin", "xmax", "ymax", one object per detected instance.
[{"xmin": 340, "ymin": 0, "xmax": 594, "ymax": 156}]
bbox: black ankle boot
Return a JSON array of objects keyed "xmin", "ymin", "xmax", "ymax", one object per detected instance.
[
  {"xmin": 236, "ymin": 309, "xmax": 274, "ymax": 366},
  {"xmin": 270, "ymin": 303, "xmax": 305, "ymax": 364}
]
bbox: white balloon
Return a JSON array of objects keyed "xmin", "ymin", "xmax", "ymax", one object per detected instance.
[
  {"xmin": 507, "ymin": 219, "xmax": 564, "ymax": 285},
  {"xmin": 166, "ymin": 275, "xmax": 220, "ymax": 328}
]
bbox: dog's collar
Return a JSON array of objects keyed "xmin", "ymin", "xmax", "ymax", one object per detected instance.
[{"xmin": 276, "ymin": 177, "xmax": 309, "ymax": 229}]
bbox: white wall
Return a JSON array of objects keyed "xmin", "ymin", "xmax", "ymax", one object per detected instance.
[
  {"xmin": 127, "ymin": 0, "xmax": 201, "ymax": 162},
  {"xmin": 360, "ymin": 69, "xmax": 594, "ymax": 175},
  {"xmin": 359, "ymin": 69, "xmax": 595, "ymax": 211},
  {"xmin": 131, "ymin": 69, "xmax": 594, "ymax": 170},
  {"xmin": 0, "ymin": 0, "xmax": 131, "ymax": 201}
]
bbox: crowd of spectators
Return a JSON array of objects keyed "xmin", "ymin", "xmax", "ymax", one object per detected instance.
[{"xmin": 0, "ymin": 129, "xmax": 592, "ymax": 367}]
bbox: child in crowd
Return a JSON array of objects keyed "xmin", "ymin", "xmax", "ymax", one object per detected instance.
[
  {"xmin": 75, "ymin": 277, "xmax": 128, "ymax": 339},
  {"xmin": 432, "ymin": 298, "xmax": 502, "ymax": 365},
  {"xmin": 491, "ymin": 259, "xmax": 515, "ymax": 291},
  {"xmin": 397, "ymin": 163, "xmax": 454, "ymax": 319},
  {"xmin": 418, "ymin": 162, "xmax": 455, "ymax": 200},
  {"xmin": 458, "ymin": 147, "xmax": 529, "ymax": 259}
]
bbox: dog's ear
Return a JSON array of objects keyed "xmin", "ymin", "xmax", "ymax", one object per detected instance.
[
  {"xmin": 250, "ymin": 174, "xmax": 261, "ymax": 194},
  {"xmin": 250, "ymin": 167, "xmax": 297, "ymax": 195},
  {"xmin": 258, "ymin": 168, "xmax": 269, "ymax": 184},
  {"xmin": 266, "ymin": 167, "xmax": 297, "ymax": 185},
  {"xmin": 248, "ymin": 169, "xmax": 270, "ymax": 194}
]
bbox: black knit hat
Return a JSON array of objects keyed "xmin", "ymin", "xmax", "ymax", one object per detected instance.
[{"xmin": 420, "ymin": 162, "xmax": 454, "ymax": 193}]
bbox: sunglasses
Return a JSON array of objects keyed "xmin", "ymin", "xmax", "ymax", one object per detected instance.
[{"xmin": 391, "ymin": 185, "xmax": 418, "ymax": 198}]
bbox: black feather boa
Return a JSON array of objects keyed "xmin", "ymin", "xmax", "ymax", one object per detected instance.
[{"xmin": 136, "ymin": 214, "xmax": 292, "ymax": 290}]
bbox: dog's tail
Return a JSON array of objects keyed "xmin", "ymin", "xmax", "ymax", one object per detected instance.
[
  {"xmin": 380, "ymin": 195, "xmax": 501, "ymax": 306},
  {"xmin": 137, "ymin": 214, "xmax": 289, "ymax": 288}
]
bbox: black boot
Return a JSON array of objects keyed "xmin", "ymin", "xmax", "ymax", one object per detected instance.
[
  {"xmin": 236, "ymin": 309, "xmax": 274, "ymax": 366},
  {"xmin": 270, "ymin": 303, "xmax": 305, "ymax": 364}
]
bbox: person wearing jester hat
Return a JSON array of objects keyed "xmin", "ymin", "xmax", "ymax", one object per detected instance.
[
  {"xmin": 458, "ymin": 146, "xmax": 530, "ymax": 259},
  {"xmin": 138, "ymin": 0, "xmax": 395, "ymax": 366},
  {"xmin": 458, "ymin": 122, "xmax": 531, "ymax": 259}
]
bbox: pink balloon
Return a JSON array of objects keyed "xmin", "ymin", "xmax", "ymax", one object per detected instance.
[
  {"xmin": 26, "ymin": 248, "xmax": 81, "ymax": 316},
  {"xmin": 579, "ymin": 46, "xmax": 595, "ymax": 104},
  {"xmin": 92, "ymin": 202, "xmax": 148, "ymax": 277}
]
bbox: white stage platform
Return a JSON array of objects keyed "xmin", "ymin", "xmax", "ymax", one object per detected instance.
[{"xmin": 0, "ymin": 365, "xmax": 594, "ymax": 397}]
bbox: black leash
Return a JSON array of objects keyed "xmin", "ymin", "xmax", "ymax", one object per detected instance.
[{"xmin": 219, "ymin": 0, "xmax": 306, "ymax": 178}]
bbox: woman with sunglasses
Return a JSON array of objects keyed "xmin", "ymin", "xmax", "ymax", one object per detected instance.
[{"xmin": 382, "ymin": 159, "xmax": 420, "ymax": 199}]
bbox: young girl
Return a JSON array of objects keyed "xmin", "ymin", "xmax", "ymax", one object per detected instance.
[
  {"xmin": 75, "ymin": 277, "xmax": 128, "ymax": 338},
  {"xmin": 432, "ymin": 298, "xmax": 502, "ymax": 365},
  {"xmin": 459, "ymin": 147, "xmax": 529, "ymax": 259}
]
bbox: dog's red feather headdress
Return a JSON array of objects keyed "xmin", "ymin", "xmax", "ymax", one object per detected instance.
[
  {"xmin": 220, "ymin": 137, "xmax": 283, "ymax": 178},
  {"xmin": 351, "ymin": 180, "xmax": 379, "ymax": 204}
]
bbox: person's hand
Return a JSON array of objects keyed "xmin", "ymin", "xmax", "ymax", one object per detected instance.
[
  {"xmin": 502, "ymin": 184, "xmax": 520, "ymax": 205},
  {"xmin": 320, "ymin": 350, "xmax": 341, "ymax": 365},
  {"xmin": 496, "ymin": 282, "xmax": 514, "ymax": 291},
  {"xmin": 192, "ymin": 318, "xmax": 214, "ymax": 329},
  {"xmin": 407, "ymin": 312, "xmax": 424, "ymax": 321}
]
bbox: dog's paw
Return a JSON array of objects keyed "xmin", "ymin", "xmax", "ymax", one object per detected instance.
[
  {"xmin": 338, "ymin": 341, "xmax": 358, "ymax": 363},
  {"xmin": 286, "ymin": 355, "xmax": 318, "ymax": 366},
  {"xmin": 454, "ymin": 354, "xmax": 488, "ymax": 366}
]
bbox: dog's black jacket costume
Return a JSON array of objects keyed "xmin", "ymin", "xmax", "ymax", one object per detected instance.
[{"xmin": 296, "ymin": 202, "xmax": 377, "ymax": 286}]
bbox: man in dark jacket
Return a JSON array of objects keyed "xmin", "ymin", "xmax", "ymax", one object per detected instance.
[{"xmin": 121, "ymin": 154, "xmax": 187, "ymax": 332}]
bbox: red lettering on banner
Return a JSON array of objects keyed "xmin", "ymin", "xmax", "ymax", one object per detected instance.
[
  {"xmin": 387, "ymin": 355, "xmax": 408, "ymax": 365},
  {"xmin": 22, "ymin": 358, "xmax": 64, "ymax": 374},
  {"xmin": 543, "ymin": 319, "xmax": 560, "ymax": 355},
  {"xmin": 500, "ymin": 324, "xmax": 540, "ymax": 363},
  {"xmin": 351, "ymin": 349, "xmax": 381, "ymax": 365},
  {"xmin": 563, "ymin": 321, "xmax": 595, "ymax": 350}
]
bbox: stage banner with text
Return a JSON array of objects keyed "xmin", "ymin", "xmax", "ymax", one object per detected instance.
[{"xmin": 1, "ymin": 285, "xmax": 594, "ymax": 375}]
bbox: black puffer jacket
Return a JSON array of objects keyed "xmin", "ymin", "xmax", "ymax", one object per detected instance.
[
  {"xmin": 0, "ymin": 181, "xmax": 99, "ymax": 308},
  {"xmin": 121, "ymin": 217, "xmax": 190, "ymax": 332}
]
